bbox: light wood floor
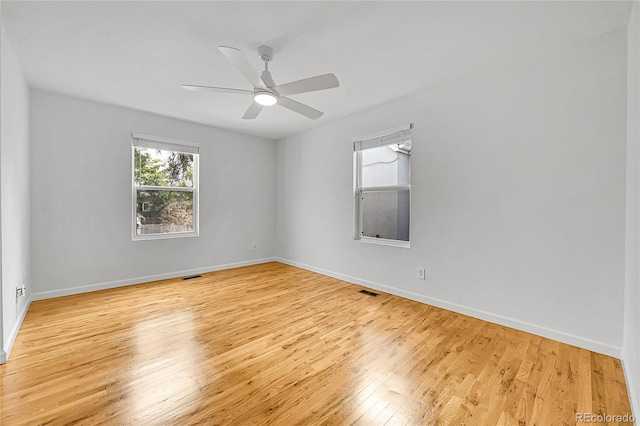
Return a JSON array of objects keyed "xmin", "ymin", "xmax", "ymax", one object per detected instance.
[{"xmin": 0, "ymin": 262, "xmax": 632, "ymax": 425}]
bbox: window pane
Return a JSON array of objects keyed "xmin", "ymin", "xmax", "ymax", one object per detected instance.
[
  {"xmin": 361, "ymin": 145, "xmax": 411, "ymax": 187},
  {"xmin": 134, "ymin": 147, "xmax": 194, "ymax": 188},
  {"xmin": 136, "ymin": 189, "xmax": 194, "ymax": 235},
  {"xmin": 361, "ymin": 189, "xmax": 410, "ymax": 241}
]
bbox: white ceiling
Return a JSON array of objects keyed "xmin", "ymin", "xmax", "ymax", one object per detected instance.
[{"xmin": 1, "ymin": 1, "xmax": 633, "ymax": 140}]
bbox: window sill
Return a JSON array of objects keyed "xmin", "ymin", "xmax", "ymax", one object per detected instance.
[
  {"xmin": 355, "ymin": 237, "xmax": 410, "ymax": 248},
  {"xmin": 133, "ymin": 231, "xmax": 199, "ymax": 241}
]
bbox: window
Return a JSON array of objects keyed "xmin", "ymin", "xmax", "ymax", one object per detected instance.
[
  {"xmin": 132, "ymin": 133, "xmax": 199, "ymax": 240},
  {"xmin": 354, "ymin": 124, "xmax": 412, "ymax": 247}
]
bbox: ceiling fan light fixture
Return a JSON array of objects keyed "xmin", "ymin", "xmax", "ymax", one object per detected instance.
[{"xmin": 254, "ymin": 91, "xmax": 278, "ymax": 106}]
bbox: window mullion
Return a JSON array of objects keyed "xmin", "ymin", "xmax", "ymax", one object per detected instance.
[
  {"xmin": 136, "ymin": 185, "xmax": 194, "ymax": 192},
  {"xmin": 360, "ymin": 185, "xmax": 411, "ymax": 192}
]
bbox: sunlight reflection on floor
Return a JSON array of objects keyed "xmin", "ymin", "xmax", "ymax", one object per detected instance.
[
  {"xmin": 130, "ymin": 311, "xmax": 204, "ymax": 422},
  {"xmin": 354, "ymin": 324, "xmax": 413, "ymax": 424}
]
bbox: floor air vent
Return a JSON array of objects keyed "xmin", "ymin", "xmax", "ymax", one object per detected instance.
[
  {"xmin": 182, "ymin": 274, "xmax": 202, "ymax": 280},
  {"xmin": 359, "ymin": 289, "xmax": 379, "ymax": 297}
]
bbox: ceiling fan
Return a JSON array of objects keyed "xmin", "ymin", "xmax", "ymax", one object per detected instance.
[{"xmin": 182, "ymin": 45, "xmax": 339, "ymax": 120}]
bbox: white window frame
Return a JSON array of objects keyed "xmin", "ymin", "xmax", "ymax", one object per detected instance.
[
  {"xmin": 132, "ymin": 132, "xmax": 200, "ymax": 241},
  {"xmin": 354, "ymin": 124, "xmax": 412, "ymax": 248}
]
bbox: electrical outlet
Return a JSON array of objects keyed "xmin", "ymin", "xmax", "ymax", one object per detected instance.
[
  {"xmin": 251, "ymin": 242, "xmax": 258, "ymax": 250},
  {"xmin": 417, "ymin": 267, "xmax": 426, "ymax": 280}
]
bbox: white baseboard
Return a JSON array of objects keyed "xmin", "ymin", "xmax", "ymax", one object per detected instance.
[
  {"xmin": 32, "ymin": 257, "xmax": 276, "ymax": 301},
  {"xmin": 275, "ymin": 257, "xmax": 622, "ymax": 358},
  {"xmin": 2, "ymin": 295, "xmax": 32, "ymax": 363}
]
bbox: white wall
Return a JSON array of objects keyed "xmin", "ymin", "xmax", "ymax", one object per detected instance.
[
  {"xmin": 276, "ymin": 29, "xmax": 627, "ymax": 357},
  {"xmin": 624, "ymin": 1, "xmax": 640, "ymax": 418},
  {"xmin": 30, "ymin": 90, "xmax": 275, "ymax": 298},
  {"xmin": 0, "ymin": 22, "xmax": 31, "ymax": 361}
]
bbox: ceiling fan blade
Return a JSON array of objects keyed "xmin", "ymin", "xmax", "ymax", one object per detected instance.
[
  {"xmin": 242, "ymin": 101, "xmax": 263, "ymax": 120},
  {"xmin": 218, "ymin": 46, "xmax": 265, "ymax": 89},
  {"xmin": 182, "ymin": 84, "xmax": 253, "ymax": 95},
  {"xmin": 274, "ymin": 73, "xmax": 339, "ymax": 96},
  {"xmin": 278, "ymin": 96, "xmax": 323, "ymax": 120}
]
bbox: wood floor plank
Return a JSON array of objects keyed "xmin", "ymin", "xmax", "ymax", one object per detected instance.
[{"xmin": 0, "ymin": 262, "xmax": 633, "ymax": 425}]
